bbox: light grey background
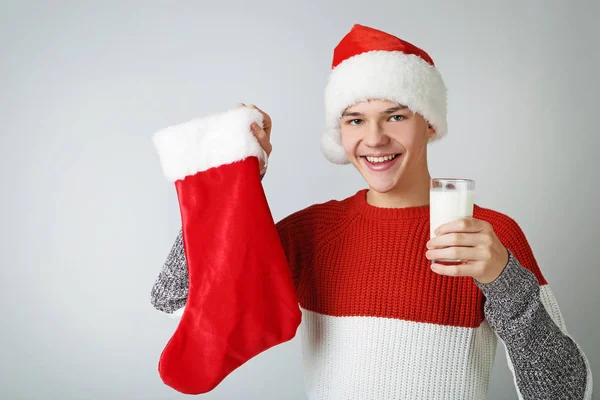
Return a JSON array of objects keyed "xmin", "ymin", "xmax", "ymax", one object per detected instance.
[{"xmin": 1, "ymin": 1, "xmax": 598, "ymax": 399}]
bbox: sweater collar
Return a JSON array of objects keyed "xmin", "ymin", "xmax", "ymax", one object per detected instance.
[{"xmin": 352, "ymin": 189, "xmax": 430, "ymax": 221}]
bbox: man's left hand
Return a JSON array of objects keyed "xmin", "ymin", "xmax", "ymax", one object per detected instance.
[{"xmin": 426, "ymin": 217, "xmax": 509, "ymax": 284}]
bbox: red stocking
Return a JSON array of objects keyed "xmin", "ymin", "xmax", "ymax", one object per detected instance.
[{"xmin": 152, "ymin": 107, "xmax": 301, "ymax": 394}]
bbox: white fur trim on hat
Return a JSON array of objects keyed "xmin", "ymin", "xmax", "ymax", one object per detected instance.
[
  {"xmin": 322, "ymin": 50, "xmax": 448, "ymax": 164},
  {"xmin": 153, "ymin": 107, "xmax": 266, "ymax": 182}
]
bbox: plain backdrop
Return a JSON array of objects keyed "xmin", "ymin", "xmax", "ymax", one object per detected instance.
[{"xmin": 1, "ymin": 1, "xmax": 598, "ymax": 399}]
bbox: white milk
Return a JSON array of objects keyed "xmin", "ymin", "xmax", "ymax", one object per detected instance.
[{"xmin": 430, "ymin": 189, "xmax": 475, "ymax": 239}]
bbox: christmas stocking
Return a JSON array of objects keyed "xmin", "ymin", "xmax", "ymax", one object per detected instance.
[{"xmin": 152, "ymin": 107, "xmax": 302, "ymax": 394}]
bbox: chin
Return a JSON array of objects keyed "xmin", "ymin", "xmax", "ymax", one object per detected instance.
[{"xmin": 364, "ymin": 177, "xmax": 399, "ymax": 194}]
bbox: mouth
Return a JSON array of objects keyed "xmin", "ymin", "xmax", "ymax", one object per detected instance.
[{"xmin": 360, "ymin": 153, "xmax": 403, "ymax": 171}]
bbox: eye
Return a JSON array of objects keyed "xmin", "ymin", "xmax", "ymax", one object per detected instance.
[
  {"xmin": 347, "ymin": 119, "xmax": 363, "ymax": 126},
  {"xmin": 389, "ymin": 115, "xmax": 406, "ymax": 122}
]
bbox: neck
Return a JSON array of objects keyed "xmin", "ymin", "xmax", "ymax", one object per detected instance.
[{"xmin": 366, "ymin": 168, "xmax": 431, "ymax": 209}]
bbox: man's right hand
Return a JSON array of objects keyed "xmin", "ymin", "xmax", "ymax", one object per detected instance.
[{"xmin": 236, "ymin": 103, "xmax": 272, "ymax": 175}]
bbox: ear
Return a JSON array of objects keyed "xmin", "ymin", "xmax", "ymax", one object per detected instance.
[{"xmin": 426, "ymin": 123, "xmax": 437, "ymax": 139}]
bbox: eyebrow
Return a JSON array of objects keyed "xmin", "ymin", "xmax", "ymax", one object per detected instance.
[{"xmin": 341, "ymin": 105, "xmax": 408, "ymax": 118}]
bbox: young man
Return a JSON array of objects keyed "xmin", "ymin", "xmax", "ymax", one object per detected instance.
[{"xmin": 151, "ymin": 24, "xmax": 592, "ymax": 399}]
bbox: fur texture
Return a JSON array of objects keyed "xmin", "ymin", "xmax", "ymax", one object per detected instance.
[
  {"xmin": 322, "ymin": 50, "xmax": 448, "ymax": 164},
  {"xmin": 153, "ymin": 107, "xmax": 266, "ymax": 182}
]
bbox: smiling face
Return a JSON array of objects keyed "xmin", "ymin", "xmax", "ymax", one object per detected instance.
[{"xmin": 340, "ymin": 99, "xmax": 436, "ymax": 194}]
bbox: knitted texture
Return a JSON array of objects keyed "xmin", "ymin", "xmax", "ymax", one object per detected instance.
[
  {"xmin": 476, "ymin": 251, "xmax": 588, "ymax": 399},
  {"xmin": 151, "ymin": 229, "xmax": 188, "ymax": 316},
  {"xmin": 272, "ymin": 189, "xmax": 589, "ymax": 399},
  {"xmin": 278, "ymin": 190, "xmax": 546, "ymax": 327},
  {"xmin": 151, "ymin": 188, "xmax": 592, "ymax": 399}
]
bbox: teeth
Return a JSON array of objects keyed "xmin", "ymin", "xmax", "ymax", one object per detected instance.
[{"xmin": 365, "ymin": 154, "xmax": 397, "ymax": 163}]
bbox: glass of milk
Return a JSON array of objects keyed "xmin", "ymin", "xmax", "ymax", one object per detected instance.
[{"xmin": 430, "ymin": 178, "xmax": 475, "ymax": 263}]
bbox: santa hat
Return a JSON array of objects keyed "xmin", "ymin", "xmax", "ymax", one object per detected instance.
[{"xmin": 322, "ymin": 24, "xmax": 448, "ymax": 164}]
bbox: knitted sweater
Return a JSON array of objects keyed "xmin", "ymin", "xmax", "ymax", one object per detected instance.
[{"xmin": 151, "ymin": 189, "xmax": 592, "ymax": 399}]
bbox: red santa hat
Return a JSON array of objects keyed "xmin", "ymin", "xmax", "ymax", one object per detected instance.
[{"xmin": 322, "ymin": 24, "xmax": 448, "ymax": 164}]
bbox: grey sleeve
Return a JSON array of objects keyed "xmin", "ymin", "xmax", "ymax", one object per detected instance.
[
  {"xmin": 475, "ymin": 250, "xmax": 591, "ymax": 399},
  {"xmin": 150, "ymin": 229, "xmax": 189, "ymax": 315},
  {"xmin": 150, "ymin": 172, "xmax": 266, "ymax": 316}
]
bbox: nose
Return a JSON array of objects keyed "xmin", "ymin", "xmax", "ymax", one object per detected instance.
[{"xmin": 363, "ymin": 122, "xmax": 390, "ymax": 148}]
